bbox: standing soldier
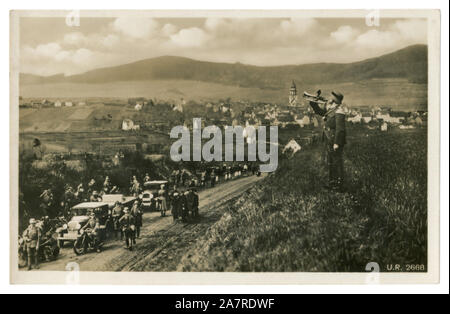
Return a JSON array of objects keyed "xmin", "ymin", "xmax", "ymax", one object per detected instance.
[
  {"xmin": 130, "ymin": 201, "xmax": 143, "ymax": 240},
  {"xmin": 87, "ymin": 179, "xmax": 96, "ymax": 195},
  {"xmin": 308, "ymin": 91, "xmax": 347, "ymax": 191},
  {"xmin": 22, "ymin": 218, "xmax": 41, "ymax": 270},
  {"xmin": 111, "ymin": 201, "xmax": 124, "ymax": 240},
  {"xmin": 158, "ymin": 184, "xmax": 168, "ymax": 217},
  {"xmin": 184, "ymin": 190, "xmax": 193, "ymax": 221},
  {"xmin": 103, "ymin": 176, "xmax": 111, "ymax": 194},
  {"xmin": 119, "ymin": 208, "xmax": 136, "ymax": 250},
  {"xmin": 192, "ymin": 189, "xmax": 199, "ymax": 218},
  {"xmin": 171, "ymin": 190, "xmax": 181, "ymax": 222},
  {"xmin": 39, "ymin": 189, "xmax": 53, "ymax": 216}
]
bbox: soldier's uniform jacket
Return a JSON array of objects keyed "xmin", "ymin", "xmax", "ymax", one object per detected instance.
[
  {"xmin": 84, "ymin": 217, "xmax": 100, "ymax": 231},
  {"xmin": 112, "ymin": 205, "xmax": 123, "ymax": 217},
  {"xmin": 119, "ymin": 214, "xmax": 135, "ymax": 228},
  {"xmin": 23, "ymin": 225, "xmax": 41, "ymax": 249},
  {"xmin": 130, "ymin": 205, "xmax": 143, "ymax": 227},
  {"xmin": 309, "ymin": 102, "xmax": 346, "ymax": 146},
  {"xmin": 193, "ymin": 193, "xmax": 199, "ymax": 208}
]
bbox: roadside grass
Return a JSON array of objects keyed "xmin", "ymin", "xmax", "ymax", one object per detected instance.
[{"xmin": 179, "ymin": 129, "xmax": 427, "ymax": 272}]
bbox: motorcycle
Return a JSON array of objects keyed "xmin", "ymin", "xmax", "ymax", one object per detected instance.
[
  {"xmin": 39, "ymin": 232, "xmax": 60, "ymax": 262},
  {"xmin": 73, "ymin": 228, "xmax": 103, "ymax": 255},
  {"xmin": 18, "ymin": 232, "xmax": 60, "ymax": 267}
]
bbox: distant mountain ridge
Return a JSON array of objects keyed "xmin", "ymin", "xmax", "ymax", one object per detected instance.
[{"xmin": 20, "ymin": 44, "xmax": 427, "ymax": 89}]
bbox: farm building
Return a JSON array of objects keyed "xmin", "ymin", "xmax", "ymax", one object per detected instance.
[
  {"xmin": 122, "ymin": 119, "xmax": 134, "ymax": 131},
  {"xmin": 362, "ymin": 113, "xmax": 372, "ymax": 123},
  {"xmin": 54, "ymin": 101, "xmax": 62, "ymax": 107},
  {"xmin": 348, "ymin": 114, "xmax": 362, "ymax": 124},
  {"xmin": 65, "ymin": 101, "xmax": 73, "ymax": 107},
  {"xmin": 282, "ymin": 139, "xmax": 302, "ymax": 155},
  {"xmin": 302, "ymin": 115, "xmax": 311, "ymax": 126},
  {"xmin": 376, "ymin": 110, "xmax": 390, "ymax": 121},
  {"xmin": 388, "ymin": 111, "xmax": 407, "ymax": 124}
]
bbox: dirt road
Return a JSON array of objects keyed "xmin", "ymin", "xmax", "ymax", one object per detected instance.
[{"xmin": 37, "ymin": 174, "xmax": 263, "ymax": 272}]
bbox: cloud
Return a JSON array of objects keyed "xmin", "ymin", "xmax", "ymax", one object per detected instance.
[
  {"xmin": 33, "ymin": 43, "xmax": 62, "ymax": 58},
  {"xmin": 391, "ymin": 19, "xmax": 427, "ymax": 43},
  {"xmin": 330, "ymin": 25, "xmax": 360, "ymax": 43},
  {"xmin": 113, "ymin": 17, "xmax": 159, "ymax": 39},
  {"xmin": 20, "ymin": 17, "xmax": 428, "ymax": 76},
  {"xmin": 170, "ymin": 27, "xmax": 210, "ymax": 47},
  {"xmin": 64, "ymin": 32, "xmax": 87, "ymax": 46},
  {"xmin": 279, "ymin": 18, "xmax": 318, "ymax": 37},
  {"xmin": 101, "ymin": 34, "xmax": 120, "ymax": 48},
  {"xmin": 162, "ymin": 23, "xmax": 178, "ymax": 37},
  {"xmin": 354, "ymin": 30, "xmax": 398, "ymax": 49}
]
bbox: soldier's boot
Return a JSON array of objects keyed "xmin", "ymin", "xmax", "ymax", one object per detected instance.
[{"xmin": 27, "ymin": 256, "xmax": 32, "ymax": 271}]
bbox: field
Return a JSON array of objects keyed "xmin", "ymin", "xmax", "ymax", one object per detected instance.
[
  {"xmin": 178, "ymin": 127, "xmax": 428, "ymax": 272},
  {"xmin": 20, "ymin": 78, "xmax": 427, "ymax": 109}
]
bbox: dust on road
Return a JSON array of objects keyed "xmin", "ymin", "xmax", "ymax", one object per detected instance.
[{"xmin": 37, "ymin": 174, "xmax": 264, "ymax": 272}]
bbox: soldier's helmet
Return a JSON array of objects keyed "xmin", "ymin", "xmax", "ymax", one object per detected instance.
[
  {"xmin": 331, "ymin": 91, "xmax": 344, "ymax": 104},
  {"xmin": 160, "ymin": 184, "xmax": 165, "ymax": 189},
  {"xmin": 29, "ymin": 218, "xmax": 36, "ymax": 224},
  {"xmin": 124, "ymin": 207, "xmax": 129, "ymax": 213}
]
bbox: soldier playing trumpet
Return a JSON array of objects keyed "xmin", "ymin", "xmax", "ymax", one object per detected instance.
[{"xmin": 306, "ymin": 90, "xmax": 346, "ymax": 191}]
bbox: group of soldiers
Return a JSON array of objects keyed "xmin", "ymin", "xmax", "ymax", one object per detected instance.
[
  {"xmin": 170, "ymin": 187, "xmax": 200, "ymax": 222},
  {"xmin": 110, "ymin": 200, "xmax": 144, "ymax": 249}
]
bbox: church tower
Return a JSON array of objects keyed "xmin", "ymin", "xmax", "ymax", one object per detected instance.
[{"xmin": 289, "ymin": 80, "xmax": 297, "ymax": 106}]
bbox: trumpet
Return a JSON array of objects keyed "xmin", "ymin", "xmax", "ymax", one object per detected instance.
[{"xmin": 303, "ymin": 90, "xmax": 328, "ymax": 104}]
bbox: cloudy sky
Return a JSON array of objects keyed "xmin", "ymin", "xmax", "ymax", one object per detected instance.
[{"xmin": 20, "ymin": 16, "xmax": 427, "ymax": 76}]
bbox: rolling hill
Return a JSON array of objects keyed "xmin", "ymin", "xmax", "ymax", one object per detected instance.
[
  {"xmin": 21, "ymin": 44, "xmax": 427, "ymax": 89},
  {"xmin": 19, "ymin": 45, "xmax": 427, "ymax": 107}
]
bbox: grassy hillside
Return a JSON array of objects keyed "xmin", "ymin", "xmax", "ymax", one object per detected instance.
[{"xmin": 179, "ymin": 128, "xmax": 427, "ymax": 272}]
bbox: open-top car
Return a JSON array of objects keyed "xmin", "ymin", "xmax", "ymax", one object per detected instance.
[
  {"xmin": 141, "ymin": 180, "xmax": 168, "ymax": 211},
  {"xmin": 56, "ymin": 202, "xmax": 109, "ymax": 247},
  {"xmin": 101, "ymin": 194, "xmax": 136, "ymax": 209}
]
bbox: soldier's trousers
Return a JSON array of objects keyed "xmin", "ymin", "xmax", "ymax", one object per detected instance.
[
  {"xmin": 27, "ymin": 247, "xmax": 38, "ymax": 269},
  {"xmin": 327, "ymin": 145, "xmax": 344, "ymax": 189}
]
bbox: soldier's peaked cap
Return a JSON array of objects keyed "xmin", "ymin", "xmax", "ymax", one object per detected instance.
[{"xmin": 331, "ymin": 91, "xmax": 344, "ymax": 104}]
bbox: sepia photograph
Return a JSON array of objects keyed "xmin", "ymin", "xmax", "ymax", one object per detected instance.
[{"xmin": 9, "ymin": 9, "xmax": 442, "ymax": 286}]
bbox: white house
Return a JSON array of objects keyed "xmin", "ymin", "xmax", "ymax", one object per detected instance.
[
  {"xmin": 348, "ymin": 114, "xmax": 362, "ymax": 124},
  {"xmin": 302, "ymin": 115, "xmax": 311, "ymax": 126},
  {"xmin": 65, "ymin": 101, "xmax": 73, "ymax": 107},
  {"xmin": 376, "ymin": 112, "xmax": 390, "ymax": 121},
  {"xmin": 387, "ymin": 117, "xmax": 404, "ymax": 124},
  {"xmin": 54, "ymin": 101, "xmax": 62, "ymax": 108},
  {"xmin": 122, "ymin": 119, "xmax": 134, "ymax": 131},
  {"xmin": 362, "ymin": 114, "xmax": 372, "ymax": 123},
  {"xmin": 282, "ymin": 139, "xmax": 302, "ymax": 155}
]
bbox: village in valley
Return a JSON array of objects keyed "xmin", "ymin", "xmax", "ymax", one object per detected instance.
[{"xmin": 19, "ymin": 79, "xmax": 427, "ymax": 157}]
